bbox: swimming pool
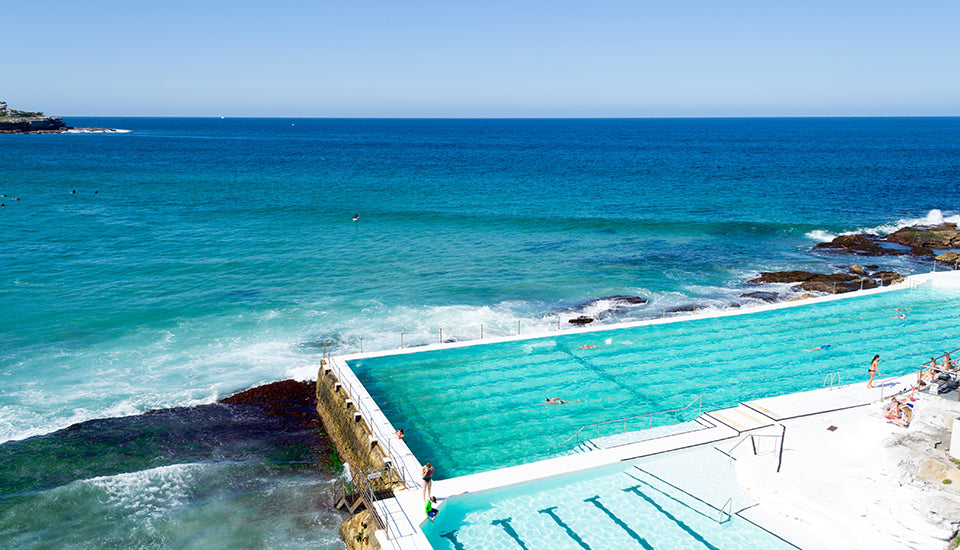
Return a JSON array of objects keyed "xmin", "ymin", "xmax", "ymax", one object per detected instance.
[
  {"xmin": 349, "ymin": 285, "xmax": 960, "ymax": 478},
  {"xmin": 422, "ymin": 446, "xmax": 795, "ymax": 549}
]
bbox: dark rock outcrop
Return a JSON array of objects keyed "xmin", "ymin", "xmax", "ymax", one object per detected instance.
[
  {"xmin": 814, "ymin": 234, "xmax": 887, "ymax": 255},
  {"xmin": 814, "ymin": 223, "xmax": 960, "ymax": 259},
  {"xmin": 0, "ymin": 115, "xmax": 66, "ymax": 133},
  {"xmin": 749, "ymin": 269, "xmax": 897, "ymax": 294},
  {"xmin": 740, "ymin": 291, "xmax": 780, "ymax": 303},
  {"xmin": 568, "ymin": 315, "xmax": 594, "ymax": 325}
]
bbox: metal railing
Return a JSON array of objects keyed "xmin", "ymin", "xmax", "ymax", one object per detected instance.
[
  {"xmin": 822, "ymin": 372, "xmax": 840, "ymax": 388},
  {"xmin": 314, "ymin": 268, "xmax": 947, "ymax": 358},
  {"xmin": 560, "ymin": 393, "xmax": 705, "ymax": 447},
  {"xmin": 908, "ymin": 346, "xmax": 960, "ymax": 399},
  {"xmin": 715, "ymin": 423, "xmax": 786, "ymax": 473},
  {"xmin": 719, "ymin": 497, "xmax": 733, "ymax": 524}
]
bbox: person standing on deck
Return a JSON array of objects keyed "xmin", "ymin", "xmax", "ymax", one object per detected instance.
[
  {"xmin": 867, "ymin": 355, "xmax": 881, "ymax": 388},
  {"xmin": 422, "ymin": 462, "xmax": 434, "ymax": 501}
]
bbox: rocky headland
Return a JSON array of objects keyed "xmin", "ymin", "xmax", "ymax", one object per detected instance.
[{"xmin": 0, "ymin": 100, "xmax": 120, "ymax": 134}]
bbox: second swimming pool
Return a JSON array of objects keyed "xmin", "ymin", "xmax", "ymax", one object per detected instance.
[{"xmin": 349, "ymin": 285, "xmax": 959, "ymax": 478}]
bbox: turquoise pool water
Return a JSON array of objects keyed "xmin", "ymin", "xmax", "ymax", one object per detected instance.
[
  {"xmin": 422, "ymin": 448, "xmax": 795, "ymax": 549},
  {"xmin": 349, "ymin": 286, "xmax": 960, "ymax": 478}
]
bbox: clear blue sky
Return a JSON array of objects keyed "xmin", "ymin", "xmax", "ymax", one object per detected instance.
[{"xmin": 4, "ymin": 0, "xmax": 958, "ymax": 117}]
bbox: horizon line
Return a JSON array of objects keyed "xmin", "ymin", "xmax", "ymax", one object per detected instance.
[{"xmin": 59, "ymin": 114, "xmax": 960, "ymax": 120}]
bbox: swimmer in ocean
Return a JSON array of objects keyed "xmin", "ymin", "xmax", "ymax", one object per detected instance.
[{"xmin": 352, "ymin": 213, "xmax": 359, "ymax": 221}]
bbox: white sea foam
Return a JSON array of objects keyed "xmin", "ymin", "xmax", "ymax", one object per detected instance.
[
  {"xmin": 85, "ymin": 463, "xmax": 207, "ymax": 524},
  {"xmin": 65, "ymin": 128, "xmax": 131, "ymax": 134},
  {"xmin": 807, "ymin": 209, "xmax": 960, "ymax": 242},
  {"xmin": 805, "ymin": 229, "xmax": 838, "ymax": 242}
]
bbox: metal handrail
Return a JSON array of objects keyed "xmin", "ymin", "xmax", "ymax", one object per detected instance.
[
  {"xmin": 822, "ymin": 372, "xmax": 840, "ymax": 388},
  {"xmin": 353, "ymin": 468, "xmax": 389, "ymax": 536},
  {"xmin": 719, "ymin": 497, "xmax": 733, "ymax": 524},
  {"xmin": 560, "ymin": 393, "xmax": 705, "ymax": 447},
  {"xmin": 716, "ymin": 424, "xmax": 786, "ymax": 473}
]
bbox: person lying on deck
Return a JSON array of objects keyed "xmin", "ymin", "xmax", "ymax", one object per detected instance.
[
  {"xmin": 882, "ymin": 397, "xmax": 902, "ymax": 420},
  {"xmin": 890, "ymin": 404, "xmax": 913, "ymax": 428}
]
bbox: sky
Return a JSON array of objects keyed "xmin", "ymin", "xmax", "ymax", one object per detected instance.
[{"xmin": 3, "ymin": 0, "xmax": 959, "ymax": 117}]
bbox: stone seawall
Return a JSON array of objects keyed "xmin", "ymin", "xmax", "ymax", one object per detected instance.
[
  {"xmin": 315, "ymin": 359, "xmax": 392, "ymax": 474},
  {"xmin": 316, "ymin": 358, "xmax": 394, "ymax": 550}
]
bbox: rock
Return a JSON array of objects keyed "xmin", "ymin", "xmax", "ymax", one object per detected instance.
[
  {"xmin": 563, "ymin": 295, "xmax": 647, "ymax": 321},
  {"xmin": 789, "ymin": 293, "xmax": 818, "ymax": 301},
  {"xmin": 936, "ymin": 252, "xmax": 960, "ymax": 264},
  {"xmin": 790, "ymin": 273, "xmax": 870, "ymax": 294},
  {"xmin": 814, "ymin": 234, "xmax": 887, "ymax": 255},
  {"xmin": 665, "ymin": 304, "xmax": 699, "ymax": 313},
  {"xmin": 885, "ymin": 223, "xmax": 960, "ymax": 250},
  {"xmin": 0, "ymin": 115, "xmax": 67, "ymax": 133},
  {"xmin": 848, "ymin": 265, "xmax": 868, "ymax": 276},
  {"xmin": 568, "ymin": 315, "xmax": 594, "ymax": 325},
  {"xmin": 740, "ymin": 291, "xmax": 780, "ymax": 303},
  {"xmin": 749, "ymin": 270, "xmax": 820, "ymax": 284},
  {"xmin": 872, "ymin": 271, "xmax": 903, "ymax": 285}
]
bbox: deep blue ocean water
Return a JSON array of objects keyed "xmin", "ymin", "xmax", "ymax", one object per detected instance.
[{"xmin": 2, "ymin": 117, "xmax": 960, "ymax": 547}]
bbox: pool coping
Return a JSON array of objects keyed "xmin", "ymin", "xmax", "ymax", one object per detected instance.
[{"xmin": 335, "ymin": 270, "xmax": 960, "ymax": 549}]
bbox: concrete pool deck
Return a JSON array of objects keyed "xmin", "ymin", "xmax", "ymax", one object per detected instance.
[{"xmin": 333, "ymin": 270, "xmax": 960, "ymax": 549}]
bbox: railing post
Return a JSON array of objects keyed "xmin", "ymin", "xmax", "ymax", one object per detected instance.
[
  {"xmin": 439, "ymin": 328, "xmax": 443, "ymax": 343},
  {"xmin": 360, "ymin": 337, "xmax": 363, "ymax": 354},
  {"xmin": 401, "ymin": 332, "xmax": 404, "ymax": 349},
  {"xmin": 777, "ymin": 424, "xmax": 786, "ymax": 473},
  {"xmin": 480, "ymin": 324, "xmax": 484, "ymax": 340},
  {"xmin": 518, "ymin": 320, "xmax": 521, "ymax": 335}
]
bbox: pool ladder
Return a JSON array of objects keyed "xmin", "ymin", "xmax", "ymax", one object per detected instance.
[
  {"xmin": 822, "ymin": 372, "xmax": 840, "ymax": 388},
  {"xmin": 719, "ymin": 498, "xmax": 733, "ymax": 524}
]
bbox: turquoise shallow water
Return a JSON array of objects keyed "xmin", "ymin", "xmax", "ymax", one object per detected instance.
[
  {"xmin": 423, "ymin": 449, "xmax": 794, "ymax": 550},
  {"xmin": 351, "ymin": 285, "xmax": 960, "ymax": 478},
  {"xmin": 2, "ymin": 117, "xmax": 960, "ymax": 547}
]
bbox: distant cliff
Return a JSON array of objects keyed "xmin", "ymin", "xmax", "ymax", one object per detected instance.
[{"xmin": 0, "ymin": 101, "xmax": 67, "ymax": 133}]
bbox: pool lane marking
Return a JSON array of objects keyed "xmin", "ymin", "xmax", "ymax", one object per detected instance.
[
  {"xmin": 538, "ymin": 506, "xmax": 592, "ymax": 550},
  {"xmin": 624, "ymin": 486, "xmax": 722, "ymax": 550},
  {"xmin": 489, "ymin": 517, "xmax": 530, "ymax": 550},
  {"xmin": 583, "ymin": 496, "xmax": 654, "ymax": 550}
]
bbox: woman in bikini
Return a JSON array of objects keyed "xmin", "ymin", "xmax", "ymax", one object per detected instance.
[
  {"xmin": 422, "ymin": 462, "xmax": 434, "ymax": 501},
  {"xmin": 867, "ymin": 355, "xmax": 880, "ymax": 388}
]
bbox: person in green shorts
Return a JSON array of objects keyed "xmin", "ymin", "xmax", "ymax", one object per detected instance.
[{"xmin": 425, "ymin": 497, "xmax": 439, "ymax": 521}]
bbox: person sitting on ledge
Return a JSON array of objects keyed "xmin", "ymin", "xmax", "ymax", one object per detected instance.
[{"xmin": 394, "ymin": 428, "xmax": 404, "ymax": 439}]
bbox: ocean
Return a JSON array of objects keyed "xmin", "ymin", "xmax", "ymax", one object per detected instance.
[{"xmin": 2, "ymin": 117, "xmax": 959, "ymax": 548}]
